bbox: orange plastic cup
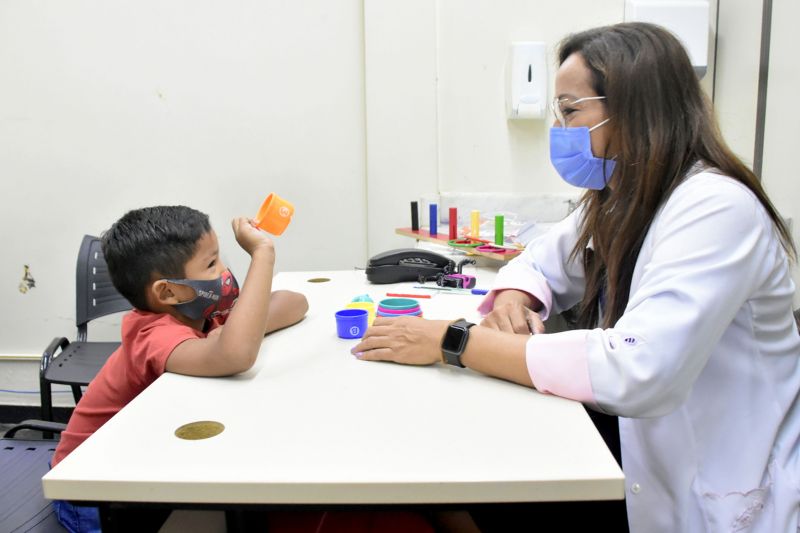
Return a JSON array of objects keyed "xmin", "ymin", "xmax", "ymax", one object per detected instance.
[{"xmin": 254, "ymin": 193, "xmax": 294, "ymax": 235}]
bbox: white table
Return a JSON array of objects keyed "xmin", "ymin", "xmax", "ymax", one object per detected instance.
[{"xmin": 43, "ymin": 270, "xmax": 624, "ymax": 506}]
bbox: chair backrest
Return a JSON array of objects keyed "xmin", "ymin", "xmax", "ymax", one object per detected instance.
[{"xmin": 76, "ymin": 235, "xmax": 132, "ymax": 340}]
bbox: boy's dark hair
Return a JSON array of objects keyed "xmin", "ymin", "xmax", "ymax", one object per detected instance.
[{"xmin": 101, "ymin": 206, "xmax": 212, "ymax": 311}]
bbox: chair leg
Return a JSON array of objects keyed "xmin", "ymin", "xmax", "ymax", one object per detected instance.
[
  {"xmin": 71, "ymin": 385, "xmax": 83, "ymax": 404},
  {"xmin": 40, "ymin": 378, "xmax": 54, "ymax": 438},
  {"xmin": 40, "ymin": 381, "xmax": 53, "ymax": 421}
]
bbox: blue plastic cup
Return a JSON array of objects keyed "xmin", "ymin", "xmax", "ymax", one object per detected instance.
[{"xmin": 335, "ymin": 309, "xmax": 369, "ymax": 339}]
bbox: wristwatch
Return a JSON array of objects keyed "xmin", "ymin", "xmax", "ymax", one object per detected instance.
[{"xmin": 441, "ymin": 319, "xmax": 476, "ymax": 367}]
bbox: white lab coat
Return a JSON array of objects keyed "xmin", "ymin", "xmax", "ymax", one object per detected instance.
[{"xmin": 492, "ymin": 171, "xmax": 800, "ymax": 532}]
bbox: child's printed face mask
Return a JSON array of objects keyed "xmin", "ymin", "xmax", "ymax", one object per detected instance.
[{"xmin": 165, "ymin": 269, "xmax": 240, "ymax": 321}]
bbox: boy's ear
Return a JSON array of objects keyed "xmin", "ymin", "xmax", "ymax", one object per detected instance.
[{"xmin": 150, "ymin": 279, "xmax": 182, "ymax": 305}]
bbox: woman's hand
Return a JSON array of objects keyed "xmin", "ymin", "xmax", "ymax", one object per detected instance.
[
  {"xmin": 351, "ymin": 317, "xmax": 450, "ymax": 365},
  {"xmin": 481, "ymin": 290, "xmax": 545, "ymax": 334}
]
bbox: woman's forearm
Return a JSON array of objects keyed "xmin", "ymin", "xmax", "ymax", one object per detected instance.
[{"xmin": 460, "ymin": 326, "xmax": 533, "ymax": 387}]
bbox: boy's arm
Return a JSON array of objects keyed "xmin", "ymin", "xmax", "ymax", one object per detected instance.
[
  {"xmin": 263, "ymin": 290, "xmax": 308, "ymax": 335},
  {"xmin": 166, "ymin": 218, "xmax": 275, "ymax": 377}
]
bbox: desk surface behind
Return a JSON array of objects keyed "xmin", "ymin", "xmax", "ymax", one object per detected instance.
[{"xmin": 44, "ymin": 270, "xmax": 624, "ymax": 504}]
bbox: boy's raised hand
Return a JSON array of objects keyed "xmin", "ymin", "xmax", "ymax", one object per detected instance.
[{"xmin": 232, "ymin": 217, "xmax": 275, "ymax": 258}]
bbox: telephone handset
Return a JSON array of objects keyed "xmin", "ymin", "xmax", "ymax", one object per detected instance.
[{"xmin": 365, "ymin": 248, "xmax": 455, "ymax": 284}]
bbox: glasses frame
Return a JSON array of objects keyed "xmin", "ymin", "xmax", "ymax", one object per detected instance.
[{"xmin": 551, "ymin": 96, "xmax": 607, "ymax": 128}]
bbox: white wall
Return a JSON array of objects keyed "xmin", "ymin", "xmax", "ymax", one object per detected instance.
[
  {"xmin": 364, "ymin": 0, "xmax": 439, "ymax": 255},
  {"xmin": 0, "ymin": 1, "xmax": 367, "ymax": 361},
  {"xmin": 714, "ymin": 0, "xmax": 763, "ymax": 167},
  {"xmin": 714, "ymin": 0, "xmax": 799, "ymax": 302},
  {"xmin": 761, "ymin": 0, "xmax": 800, "ymax": 300},
  {"xmin": 364, "ymin": 0, "xmax": 626, "ymax": 257},
  {"xmin": 435, "ymin": 0, "xmax": 623, "ymax": 194}
]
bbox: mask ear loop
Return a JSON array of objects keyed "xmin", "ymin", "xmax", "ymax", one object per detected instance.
[
  {"xmin": 589, "ymin": 117, "xmax": 615, "ymax": 186},
  {"xmin": 588, "ymin": 117, "xmax": 611, "ymax": 132},
  {"xmin": 162, "ymin": 279, "xmax": 200, "ymax": 305}
]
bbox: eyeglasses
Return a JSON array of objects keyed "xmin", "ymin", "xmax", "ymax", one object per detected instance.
[{"xmin": 551, "ymin": 96, "xmax": 606, "ymax": 128}]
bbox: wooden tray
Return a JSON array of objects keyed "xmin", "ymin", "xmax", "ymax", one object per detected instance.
[{"xmin": 394, "ymin": 227, "xmax": 521, "ymax": 261}]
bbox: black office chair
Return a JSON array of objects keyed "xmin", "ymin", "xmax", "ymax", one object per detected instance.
[
  {"xmin": 0, "ymin": 419, "xmax": 67, "ymax": 532},
  {"xmin": 40, "ymin": 235, "xmax": 132, "ymax": 423}
]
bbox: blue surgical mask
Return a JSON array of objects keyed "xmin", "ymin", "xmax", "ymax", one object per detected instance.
[
  {"xmin": 549, "ymin": 119, "xmax": 615, "ymax": 190},
  {"xmin": 166, "ymin": 269, "xmax": 240, "ymax": 321}
]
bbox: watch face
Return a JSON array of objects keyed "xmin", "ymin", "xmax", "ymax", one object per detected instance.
[{"xmin": 442, "ymin": 324, "xmax": 468, "ymax": 354}]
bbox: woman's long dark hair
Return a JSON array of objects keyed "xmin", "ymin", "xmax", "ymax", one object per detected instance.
[{"xmin": 559, "ymin": 22, "xmax": 796, "ymax": 329}]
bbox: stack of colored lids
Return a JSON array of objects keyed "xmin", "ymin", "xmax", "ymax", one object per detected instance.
[{"xmin": 377, "ymin": 298, "xmax": 422, "ymax": 318}]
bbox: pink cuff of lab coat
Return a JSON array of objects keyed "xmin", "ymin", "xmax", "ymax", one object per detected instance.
[
  {"xmin": 477, "ymin": 276, "xmax": 553, "ymax": 319},
  {"xmin": 526, "ymin": 330, "xmax": 595, "ymax": 404}
]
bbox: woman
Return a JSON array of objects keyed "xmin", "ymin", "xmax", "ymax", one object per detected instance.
[{"xmin": 352, "ymin": 23, "xmax": 800, "ymax": 532}]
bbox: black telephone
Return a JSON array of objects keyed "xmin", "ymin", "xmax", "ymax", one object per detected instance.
[{"xmin": 366, "ymin": 248, "xmax": 455, "ymax": 284}]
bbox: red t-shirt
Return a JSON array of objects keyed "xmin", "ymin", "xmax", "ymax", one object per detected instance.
[{"xmin": 52, "ymin": 310, "xmax": 221, "ymax": 467}]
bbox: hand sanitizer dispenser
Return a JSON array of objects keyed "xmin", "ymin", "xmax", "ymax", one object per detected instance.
[{"xmin": 506, "ymin": 42, "xmax": 547, "ymax": 120}]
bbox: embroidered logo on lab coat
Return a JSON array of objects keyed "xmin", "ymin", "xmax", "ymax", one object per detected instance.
[{"xmin": 607, "ymin": 333, "xmax": 641, "ymax": 350}]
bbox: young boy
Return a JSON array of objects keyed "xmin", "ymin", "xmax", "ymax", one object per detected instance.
[{"xmin": 50, "ymin": 205, "xmax": 308, "ymax": 532}]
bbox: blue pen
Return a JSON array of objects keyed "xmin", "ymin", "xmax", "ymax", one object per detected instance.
[{"xmin": 471, "ymin": 288, "xmax": 489, "ymax": 295}]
